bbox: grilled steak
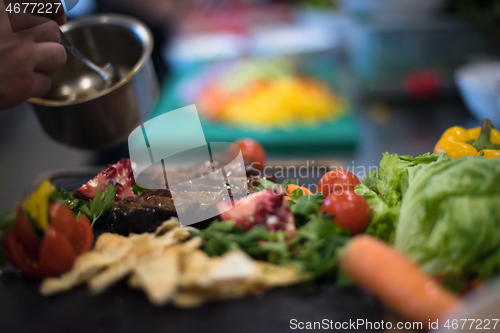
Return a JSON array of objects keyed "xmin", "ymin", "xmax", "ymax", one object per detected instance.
[
  {"xmin": 111, "ymin": 153, "xmax": 276, "ymax": 235},
  {"xmin": 111, "ymin": 190, "xmax": 177, "ymax": 235}
]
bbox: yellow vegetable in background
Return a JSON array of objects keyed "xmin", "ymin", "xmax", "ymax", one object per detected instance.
[
  {"xmin": 434, "ymin": 119, "xmax": 500, "ymax": 159},
  {"xmin": 205, "ymin": 78, "xmax": 345, "ymax": 129}
]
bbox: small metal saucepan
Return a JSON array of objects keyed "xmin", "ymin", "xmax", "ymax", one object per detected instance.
[{"xmin": 29, "ymin": 14, "xmax": 159, "ymax": 150}]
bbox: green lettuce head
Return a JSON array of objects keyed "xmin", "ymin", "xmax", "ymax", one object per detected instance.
[{"xmin": 394, "ymin": 155, "xmax": 500, "ymax": 280}]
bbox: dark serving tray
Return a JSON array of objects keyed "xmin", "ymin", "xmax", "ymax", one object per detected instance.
[{"xmin": 0, "ymin": 169, "xmax": 384, "ymax": 333}]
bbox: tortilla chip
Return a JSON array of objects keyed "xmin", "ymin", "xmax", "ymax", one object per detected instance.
[
  {"xmin": 40, "ymin": 221, "xmax": 307, "ymax": 307},
  {"xmin": 154, "ymin": 218, "xmax": 181, "ymax": 236},
  {"xmin": 128, "ymin": 233, "xmax": 160, "ymax": 256},
  {"xmin": 172, "ymin": 292, "xmax": 206, "ymax": 309},
  {"xmin": 88, "ymin": 252, "xmax": 138, "ymax": 295},
  {"xmin": 180, "ymin": 250, "xmax": 212, "ymax": 289},
  {"xmin": 41, "ymin": 234, "xmax": 135, "ymax": 296},
  {"xmin": 255, "ymin": 262, "xmax": 309, "ymax": 288},
  {"xmin": 133, "ymin": 246, "xmax": 180, "ymax": 306},
  {"xmin": 40, "ymin": 271, "xmax": 81, "ymax": 296},
  {"xmin": 180, "ymin": 237, "xmax": 202, "ymax": 253},
  {"xmin": 208, "ymin": 251, "xmax": 257, "ymax": 282}
]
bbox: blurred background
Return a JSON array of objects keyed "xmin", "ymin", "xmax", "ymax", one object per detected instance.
[{"xmin": 1, "ymin": 0, "xmax": 499, "ymax": 214}]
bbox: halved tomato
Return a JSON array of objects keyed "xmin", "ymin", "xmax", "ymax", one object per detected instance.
[
  {"xmin": 50, "ymin": 202, "xmax": 93, "ymax": 255},
  {"xmin": 38, "ymin": 227, "xmax": 76, "ymax": 277},
  {"xmin": 3, "ymin": 230, "xmax": 39, "ymax": 278},
  {"xmin": 72, "ymin": 214, "xmax": 93, "ymax": 255},
  {"xmin": 49, "ymin": 203, "xmax": 77, "ymax": 242},
  {"xmin": 14, "ymin": 207, "xmax": 41, "ymax": 259},
  {"xmin": 5, "ymin": 203, "xmax": 93, "ymax": 278}
]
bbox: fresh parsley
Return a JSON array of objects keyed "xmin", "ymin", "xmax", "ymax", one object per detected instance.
[
  {"xmin": 78, "ymin": 184, "xmax": 117, "ymax": 226},
  {"xmin": 50, "ymin": 187, "xmax": 87, "ymax": 211},
  {"xmin": 51, "ymin": 184, "xmax": 118, "ymax": 227}
]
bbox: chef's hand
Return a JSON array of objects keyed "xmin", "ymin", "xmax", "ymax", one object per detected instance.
[{"xmin": 0, "ymin": 1, "xmax": 67, "ymax": 111}]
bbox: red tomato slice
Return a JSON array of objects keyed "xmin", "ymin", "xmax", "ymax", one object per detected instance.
[
  {"xmin": 3, "ymin": 231, "xmax": 39, "ymax": 278},
  {"xmin": 38, "ymin": 227, "xmax": 76, "ymax": 277},
  {"xmin": 72, "ymin": 214, "xmax": 93, "ymax": 255},
  {"xmin": 49, "ymin": 202, "xmax": 78, "ymax": 243},
  {"xmin": 14, "ymin": 207, "xmax": 41, "ymax": 259}
]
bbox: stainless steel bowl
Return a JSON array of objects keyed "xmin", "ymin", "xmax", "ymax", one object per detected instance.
[{"xmin": 29, "ymin": 14, "xmax": 159, "ymax": 150}]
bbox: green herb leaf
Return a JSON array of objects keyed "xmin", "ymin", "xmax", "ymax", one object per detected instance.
[
  {"xmin": 254, "ymin": 179, "xmax": 280, "ymax": 191},
  {"xmin": 290, "ymin": 188, "xmax": 304, "ymax": 201},
  {"xmin": 0, "ymin": 211, "xmax": 16, "ymax": 232},
  {"xmin": 50, "ymin": 187, "xmax": 87, "ymax": 212},
  {"xmin": 132, "ymin": 183, "xmax": 146, "ymax": 196},
  {"xmin": 80, "ymin": 184, "xmax": 118, "ymax": 226},
  {"xmin": 280, "ymin": 179, "xmax": 297, "ymax": 192},
  {"xmin": 291, "ymin": 194, "xmax": 322, "ymax": 216}
]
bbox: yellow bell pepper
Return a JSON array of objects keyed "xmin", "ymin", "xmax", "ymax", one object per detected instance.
[
  {"xmin": 23, "ymin": 180, "xmax": 55, "ymax": 231},
  {"xmin": 434, "ymin": 119, "xmax": 500, "ymax": 159}
]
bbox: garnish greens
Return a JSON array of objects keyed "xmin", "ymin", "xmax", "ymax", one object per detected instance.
[
  {"xmin": 50, "ymin": 184, "xmax": 118, "ymax": 227},
  {"xmin": 192, "ymin": 178, "xmax": 350, "ymax": 280}
]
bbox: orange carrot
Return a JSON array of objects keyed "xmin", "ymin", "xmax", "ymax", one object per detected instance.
[
  {"xmin": 283, "ymin": 196, "xmax": 292, "ymax": 201},
  {"xmin": 340, "ymin": 235, "xmax": 459, "ymax": 323},
  {"xmin": 286, "ymin": 184, "xmax": 313, "ymax": 196}
]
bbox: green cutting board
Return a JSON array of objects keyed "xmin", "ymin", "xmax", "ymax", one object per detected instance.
[{"xmin": 149, "ymin": 68, "xmax": 359, "ymax": 155}]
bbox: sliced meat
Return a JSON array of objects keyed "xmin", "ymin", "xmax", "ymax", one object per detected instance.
[{"xmin": 111, "ymin": 190, "xmax": 177, "ymax": 235}]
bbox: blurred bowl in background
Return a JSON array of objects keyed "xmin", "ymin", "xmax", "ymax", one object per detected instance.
[
  {"xmin": 30, "ymin": 14, "xmax": 159, "ymax": 150},
  {"xmin": 455, "ymin": 61, "xmax": 500, "ymax": 128}
]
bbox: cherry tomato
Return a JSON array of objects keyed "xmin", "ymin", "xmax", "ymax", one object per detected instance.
[
  {"xmin": 72, "ymin": 214, "xmax": 93, "ymax": 255},
  {"xmin": 233, "ymin": 139, "xmax": 266, "ymax": 171},
  {"xmin": 14, "ymin": 207, "xmax": 41, "ymax": 259},
  {"xmin": 318, "ymin": 170, "xmax": 361, "ymax": 197},
  {"xmin": 3, "ymin": 230, "xmax": 39, "ymax": 278},
  {"xmin": 50, "ymin": 203, "xmax": 77, "ymax": 243},
  {"xmin": 50, "ymin": 202, "xmax": 93, "ymax": 255},
  {"xmin": 321, "ymin": 191, "xmax": 370, "ymax": 235},
  {"xmin": 38, "ymin": 227, "xmax": 76, "ymax": 277}
]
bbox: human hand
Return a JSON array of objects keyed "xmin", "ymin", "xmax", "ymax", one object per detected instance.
[{"xmin": 0, "ymin": 1, "xmax": 67, "ymax": 110}]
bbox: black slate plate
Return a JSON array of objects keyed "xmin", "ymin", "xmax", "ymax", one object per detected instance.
[{"xmin": 0, "ymin": 171, "xmax": 384, "ymax": 333}]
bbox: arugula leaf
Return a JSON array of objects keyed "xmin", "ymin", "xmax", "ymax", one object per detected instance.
[
  {"xmin": 254, "ymin": 179, "xmax": 280, "ymax": 191},
  {"xmin": 291, "ymin": 216, "xmax": 349, "ymax": 278},
  {"xmin": 196, "ymin": 213, "xmax": 348, "ymax": 279},
  {"xmin": 290, "ymin": 193, "xmax": 323, "ymax": 217},
  {"xmin": 79, "ymin": 184, "xmax": 118, "ymax": 226},
  {"xmin": 290, "ymin": 188, "xmax": 304, "ymax": 201},
  {"xmin": 280, "ymin": 179, "xmax": 297, "ymax": 192}
]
